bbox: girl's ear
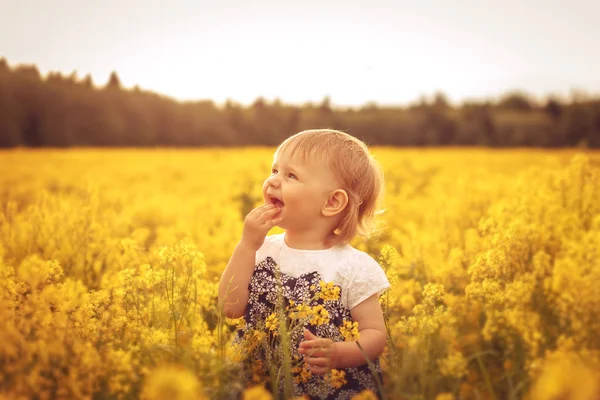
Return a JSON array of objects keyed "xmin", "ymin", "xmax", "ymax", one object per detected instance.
[{"xmin": 322, "ymin": 189, "xmax": 349, "ymax": 217}]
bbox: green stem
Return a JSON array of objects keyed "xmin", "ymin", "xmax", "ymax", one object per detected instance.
[
  {"xmin": 356, "ymin": 341, "xmax": 386, "ymax": 399},
  {"xmin": 475, "ymin": 352, "xmax": 497, "ymax": 400}
]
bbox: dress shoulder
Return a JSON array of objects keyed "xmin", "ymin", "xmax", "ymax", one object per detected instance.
[{"xmin": 346, "ymin": 248, "xmax": 391, "ymax": 310}]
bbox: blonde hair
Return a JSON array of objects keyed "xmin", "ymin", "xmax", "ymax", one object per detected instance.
[{"xmin": 275, "ymin": 129, "xmax": 385, "ymax": 245}]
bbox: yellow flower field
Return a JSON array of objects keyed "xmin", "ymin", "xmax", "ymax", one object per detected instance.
[{"xmin": 1, "ymin": 148, "xmax": 599, "ymax": 400}]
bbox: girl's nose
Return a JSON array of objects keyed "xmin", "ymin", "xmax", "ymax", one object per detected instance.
[{"xmin": 266, "ymin": 174, "xmax": 280, "ymax": 187}]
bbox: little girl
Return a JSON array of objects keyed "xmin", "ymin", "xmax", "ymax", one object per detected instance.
[{"xmin": 218, "ymin": 129, "xmax": 390, "ymax": 400}]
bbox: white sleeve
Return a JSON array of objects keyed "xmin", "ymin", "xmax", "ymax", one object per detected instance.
[
  {"xmin": 347, "ymin": 252, "xmax": 391, "ymax": 309},
  {"xmin": 255, "ymin": 234, "xmax": 281, "ymax": 265}
]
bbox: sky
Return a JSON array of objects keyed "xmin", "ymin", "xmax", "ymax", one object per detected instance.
[{"xmin": 1, "ymin": 0, "xmax": 599, "ymax": 107}]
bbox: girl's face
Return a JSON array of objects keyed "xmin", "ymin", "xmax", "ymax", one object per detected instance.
[{"xmin": 262, "ymin": 149, "xmax": 339, "ymax": 231}]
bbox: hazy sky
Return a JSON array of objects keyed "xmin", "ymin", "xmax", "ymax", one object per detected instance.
[{"xmin": 1, "ymin": 0, "xmax": 599, "ymax": 106}]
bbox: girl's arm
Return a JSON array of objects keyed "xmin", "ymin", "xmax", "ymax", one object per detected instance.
[
  {"xmin": 218, "ymin": 203, "xmax": 281, "ymax": 319},
  {"xmin": 299, "ymin": 294, "xmax": 386, "ymax": 373},
  {"xmin": 218, "ymin": 241, "xmax": 257, "ymax": 318},
  {"xmin": 334, "ymin": 294, "xmax": 387, "ymax": 368}
]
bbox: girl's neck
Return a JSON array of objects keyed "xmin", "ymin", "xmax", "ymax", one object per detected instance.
[{"xmin": 283, "ymin": 231, "xmax": 331, "ymax": 250}]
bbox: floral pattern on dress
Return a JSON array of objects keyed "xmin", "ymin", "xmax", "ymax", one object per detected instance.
[{"xmin": 232, "ymin": 256, "xmax": 383, "ymax": 400}]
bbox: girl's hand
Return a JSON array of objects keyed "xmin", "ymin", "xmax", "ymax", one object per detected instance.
[
  {"xmin": 298, "ymin": 329, "xmax": 338, "ymax": 374},
  {"xmin": 240, "ymin": 203, "xmax": 282, "ymax": 251}
]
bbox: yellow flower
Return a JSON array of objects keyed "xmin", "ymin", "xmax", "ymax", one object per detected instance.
[
  {"xmin": 339, "ymin": 320, "xmax": 360, "ymax": 341},
  {"xmin": 289, "ymin": 303, "xmax": 310, "ymax": 320},
  {"xmin": 438, "ymin": 351, "xmax": 468, "ymax": 378},
  {"xmin": 290, "ymin": 304, "xmax": 330, "ymax": 325},
  {"xmin": 237, "ymin": 329, "xmax": 267, "ymax": 355},
  {"xmin": 265, "ymin": 312, "xmax": 279, "ymax": 335},
  {"xmin": 251, "ymin": 360, "xmax": 266, "ymax": 383},
  {"xmin": 350, "ymin": 389, "xmax": 378, "ymax": 400},
  {"xmin": 325, "ymin": 369, "xmax": 347, "ymax": 389},
  {"xmin": 309, "ymin": 305, "xmax": 330, "ymax": 325},
  {"xmin": 242, "ymin": 385, "xmax": 273, "ymax": 400},
  {"xmin": 318, "ymin": 281, "xmax": 341, "ymax": 301},
  {"xmin": 292, "ymin": 364, "xmax": 312, "ymax": 384},
  {"xmin": 525, "ymin": 352, "xmax": 598, "ymax": 400},
  {"xmin": 140, "ymin": 366, "xmax": 204, "ymax": 400}
]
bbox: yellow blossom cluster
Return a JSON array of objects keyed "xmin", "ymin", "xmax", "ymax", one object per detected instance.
[
  {"xmin": 291, "ymin": 363, "xmax": 312, "ymax": 385},
  {"xmin": 324, "ymin": 369, "xmax": 347, "ymax": 389},
  {"xmin": 288, "ymin": 304, "xmax": 330, "ymax": 326},
  {"xmin": 316, "ymin": 281, "xmax": 341, "ymax": 301},
  {"xmin": 265, "ymin": 312, "xmax": 279, "ymax": 335},
  {"xmin": 1, "ymin": 148, "xmax": 599, "ymax": 399},
  {"xmin": 339, "ymin": 320, "xmax": 361, "ymax": 341}
]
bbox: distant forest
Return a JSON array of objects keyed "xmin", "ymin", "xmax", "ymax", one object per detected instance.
[{"xmin": 1, "ymin": 58, "xmax": 600, "ymax": 148}]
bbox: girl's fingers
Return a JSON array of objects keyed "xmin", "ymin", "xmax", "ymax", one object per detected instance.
[
  {"xmin": 254, "ymin": 205, "xmax": 278, "ymax": 220},
  {"xmin": 246, "ymin": 203, "xmax": 273, "ymax": 218},
  {"xmin": 300, "ymin": 342, "xmax": 331, "ymax": 357},
  {"xmin": 304, "ymin": 349, "xmax": 329, "ymax": 358},
  {"xmin": 246, "ymin": 204, "xmax": 276, "ymax": 223},
  {"xmin": 255, "ymin": 203, "xmax": 276, "ymax": 213},
  {"xmin": 266, "ymin": 217, "xmax": 283, "ymax": 228},
  {"xmin": 300, "ymin": 339, "xmax": 331, "ymax": 349},
  {"xmin": 305, "ymin": 357, "xmax": 329, "ymax": 367},
  {"xmin": 257, "ymin": 207, "xmax": 280, "ymax": 221},
  {"xmin": 307, "ymin": 364, "xmax": 329, "ymax": 375}
]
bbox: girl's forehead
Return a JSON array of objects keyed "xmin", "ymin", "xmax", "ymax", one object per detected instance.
[
  {"xmin": 273, "ymin": 151, "xmax": 324, "ymax": 170},
  {"xmin": 274, "ymin": 146, "xmax": 323, "ymax": 164},
  {"xmin": 273, "ymin": 148, "xmax": 299, "ymax": 164}
]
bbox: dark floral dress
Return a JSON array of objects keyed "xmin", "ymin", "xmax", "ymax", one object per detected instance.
[{"xmin": 231, "ymin": 256, "xmax": 384, "ymax": 400}]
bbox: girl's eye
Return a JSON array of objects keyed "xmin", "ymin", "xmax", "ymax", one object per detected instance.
[
  {"xmin": 271, "ymin": 168, "xmax": 278, "ymax": 175},
  {"xmin": 288, "ymin": 173, "xmax": 297, "ymax": 180}
]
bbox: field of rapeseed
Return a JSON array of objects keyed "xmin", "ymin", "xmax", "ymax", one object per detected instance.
[{"xmin": 0, "ymin": 148, "xmax": 599, "ymax": 400}]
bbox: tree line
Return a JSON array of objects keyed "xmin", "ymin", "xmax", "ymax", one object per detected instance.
[{"xmin": 1, "ymin": 58, "xmax": 599, "ymax": 148}]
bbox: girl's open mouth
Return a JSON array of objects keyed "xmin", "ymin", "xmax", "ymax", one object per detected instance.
[{"xmin": 269, "ymin": 196, "xmax": 284, "ymax": 208}]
